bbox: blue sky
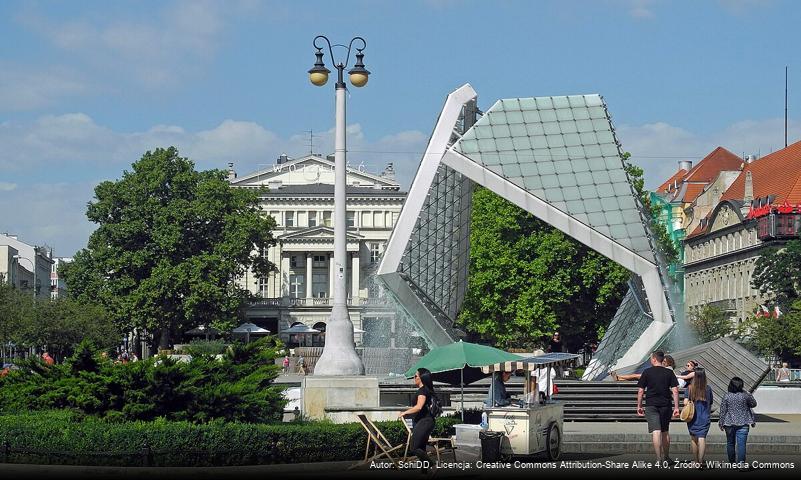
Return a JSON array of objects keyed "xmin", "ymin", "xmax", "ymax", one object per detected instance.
[{"xmin": 2, "ymin": 0, "xmax": 801, "ymax": 256}]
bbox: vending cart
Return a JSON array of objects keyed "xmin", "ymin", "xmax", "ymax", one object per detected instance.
[{"xmin": 481, "ymin": 352, "xmax": 579, "ymax": 460}]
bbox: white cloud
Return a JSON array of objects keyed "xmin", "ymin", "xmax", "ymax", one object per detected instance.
[
  {"xmin": 0, "ymin": 113, "xmax": 427, "ymax": 255},
  {"xmin": 0, "ymin": 63, "xmax": 87, "ymax": 110},
  {"xmin": 14, "ymin": 0, "xmax": 259, "ymax": 91},
  {"xmin": 617, "ymin": 118, "xmax": 801, "ymax": 189},
  {"xmin": 0, "ymin": 182, "xmax": 96, "ymax": 257}
]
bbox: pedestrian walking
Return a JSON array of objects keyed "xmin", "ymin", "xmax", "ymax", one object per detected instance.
[
  {"xmin": 297, "ymin": 355, "xmax": 306, "ymax": 375},
  {"xmin": 612, "ymin": 354, "xmax": 676, "ymax": 382},
  {"xmin": 636, "ymin": 350, "xmax": 680, "ymax": 463},
  {"xmin": 686, "ymin": 368, "xmax": 713, "ymax": 468},
  {"xmin": 719, "ymin": 376, "xmax": 757, "ymax": 470},
  {"xmin": 282, "ymin": 355, "xmax": 290, "ymax": 374},
  {"xmin": 398, "ymin": 368, "xmax": 438, "ymax": 474},
  {"xmin": 775, "ymin": 362, "xmax": 791, "ymax": 382}
]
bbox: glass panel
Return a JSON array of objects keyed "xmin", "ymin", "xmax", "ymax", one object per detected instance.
[
  {"xmin": 552, "ymin": 96, "xmax": 570, "ymax": 109},
  {"xmin": 556, "ymin": 108, "xmax": 575, "ymax": 121}
]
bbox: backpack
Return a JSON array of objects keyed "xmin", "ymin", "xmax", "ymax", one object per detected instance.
[{"xmin": 428, "ymin": 393, "xmax": 443, "ymax": 417}]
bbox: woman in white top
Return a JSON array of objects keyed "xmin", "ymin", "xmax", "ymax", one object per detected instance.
[{"xmin": 524, "ymin": 367, "xmax": 557, "ymax": 404}]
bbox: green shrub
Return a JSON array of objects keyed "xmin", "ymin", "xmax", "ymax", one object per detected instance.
[
  {"xmin": 183, "ymin": 339, "xmax": 227, "ymax": 356},
  {"xmin": 0, "ymin": 338, "xmax": 286, "ymax": 423},
  {"xmin": 0, "ymin": 411, "xmax": 460, "ymax": 466}
]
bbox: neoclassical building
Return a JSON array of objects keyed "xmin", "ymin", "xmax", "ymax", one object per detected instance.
[
  {"xmin": 684, "ymin": 140, "xmax": 801, "ymax": 324},
  {"xmin": 229, "ymin": 154, "xmax": 406, "ymax": 347}
]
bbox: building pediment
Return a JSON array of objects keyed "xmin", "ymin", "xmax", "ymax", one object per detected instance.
[
  {"xmin": 231, "ymin": 155, "xmax": 399, "ymax": 190},
  {"xmin": 708, "ymin": 200, "xmax": 746, "ymax": 233},
  {"xmin": 279, "ymin": 226, "xmax": 363, "ymax": 242}
]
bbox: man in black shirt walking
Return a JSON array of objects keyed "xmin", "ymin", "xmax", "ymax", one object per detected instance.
[{"xmin": 636, "ymin": 350, "xmax": 680, "ymax": 462}]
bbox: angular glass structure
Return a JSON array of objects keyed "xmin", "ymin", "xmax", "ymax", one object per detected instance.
[{"xmin": 378, "ymin": 84, "xmax": 676, "ymax": 376}]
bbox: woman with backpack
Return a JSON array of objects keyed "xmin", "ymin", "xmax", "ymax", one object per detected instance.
[
  {"xmin": 398, "ymin": 367, "xmax": 439, "ymax": 470},
  {"xmin": 686, "ymin": 367, "xmax": 713, "ymax": 468}
]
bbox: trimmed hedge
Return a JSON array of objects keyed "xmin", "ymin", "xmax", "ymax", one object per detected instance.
[{"xmin": 0, "ymin": 410, "xmax": 461, "ymax": 466}]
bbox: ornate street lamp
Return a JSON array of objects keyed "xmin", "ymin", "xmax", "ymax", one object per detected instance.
[{"xmin": 308, "ymin": 35, "xmax": 369, "ymax": 375}]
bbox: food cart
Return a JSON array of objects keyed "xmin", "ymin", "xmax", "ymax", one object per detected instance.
[{"xmin": 481, "ymin": 352, "xmax": 580, "ymax": 460}]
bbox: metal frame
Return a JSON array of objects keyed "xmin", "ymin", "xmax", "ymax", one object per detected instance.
[{"xmin": 378, "ymin": 84, "xmax": 675, "ymax": 373}]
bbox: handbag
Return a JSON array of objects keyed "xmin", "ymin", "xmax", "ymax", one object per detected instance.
[{"xmin": 680, "ymin": 399, "xmax": 695, "ymax": 422}]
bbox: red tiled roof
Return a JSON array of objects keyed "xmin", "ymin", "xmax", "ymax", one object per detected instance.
[
  {"xmin": 679, "ymin": 183, "xmax": 707, "ymax": 203},
  {"xmin": 720, "ymin": 140, "xmax": 801, "ymax": 205},
  {"xmin": 687, "ymin": 223, "xmax": 704, "ymax": 239},
  {"xmin": 688, "ymin": 141, "xmax": 801, "ymax": 240},
  {"xmin": 657, "ymin": 168, "xmax": 687, "ymax": 193},
  {"xmin": 683, "ymin": 147, "xmax": 744, "ymax": 183}
]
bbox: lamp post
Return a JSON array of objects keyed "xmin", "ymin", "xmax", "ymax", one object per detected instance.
[
  {"xmin": 308, "ymin": 35, "xmax": 369, "ymax": 376},
  {"xmin": 13, "ymin": 255, "xmax": 35, "ymax": 298}
]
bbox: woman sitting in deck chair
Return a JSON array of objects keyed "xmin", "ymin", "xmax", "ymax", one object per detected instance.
[{"xmin": 398, "ymin": 368, "xmax": 438, "ymax": 473}]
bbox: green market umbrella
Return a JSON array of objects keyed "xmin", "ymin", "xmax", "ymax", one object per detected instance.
[{"xmin": 405, "ymin": 340, "xmax": 522, "ymax": 420}]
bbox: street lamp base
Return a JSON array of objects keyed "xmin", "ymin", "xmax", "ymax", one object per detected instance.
[{"xmin": 314, "ymin": 304, "xmax": 365, "ymax": 375}]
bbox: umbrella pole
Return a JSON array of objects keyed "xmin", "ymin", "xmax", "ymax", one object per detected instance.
[{"xmin": 460, "ymin": 368, "xmax": 464, "ymax": 422}]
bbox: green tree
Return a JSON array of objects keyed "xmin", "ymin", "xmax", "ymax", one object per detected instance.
[
  {"xmin": 687, "ymin": 304, "xmax": 732, "ymax": 342},
  {"xmin": 623, "ymin": 153, "xmax": 678, "ymax": 264},
  {"xmin": 61, "ymin": 147, "xmax": 277, "ymax": 349},
  {"xmin": 737, "ymin": 300, "xmax": 801, "ymax": 360},
  {"xmin": 0, "ymin": 281, "xmax": 34, "ymax": 362},
  {"xmin": 752, "ymin": 240, "xmax": 801, "ymax": 306},
  {"xmin": 457, "ymin": 187, "xmax": 629, "ymax": 351},
  {"xmin": 26, "ymin": 299, "xmax": 120, "ymax": 361}
]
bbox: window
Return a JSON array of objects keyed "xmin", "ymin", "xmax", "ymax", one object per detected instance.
[
  {"xmin": 370, "ymin": 243, "xmax": 381, "ymax": 263},
  {"xmin": 270, "ymin": 211, "xmax": 281, "ymax": 226},
  {"xmin": 347, "ymin": 211, "xmax": 356, "ymax": 228},
  {"xmin": 289, "ymin": 274, "xmax": 305, "ymax": 298},
  {"xmin": 259, "ymin": 245, "xmax": 269, "ymax": 258},
  {"xmin": 285, "ymin": 211, "xmax": 295, "ymax": 227},
  {"xmin": 373, "ymin": 211, "xmax": 385, "ymax": 228},
  {"xmin": 259, "ymin": 277, "xmax": 268, "ymax": 297},
  {"xmin": 290, "ymin": 255, "xmax": 305, "ymax": 268},
  {"xmin": 391, "ymin": 211, "xmax": 399, "ymax": 227},
  {"xmin": 362, "ymin": 211, "xmax": 373, "ymax": 227},
  {"xmin": 313, "ymin": 255, "xmax": 327, "ymax": 268},
  {"xmin": 308, "ymin": 210, "xmax": 318, "ymax": 227},
  {"xmin": 323, "ymin": 211, "xmax": 332, "ymax": 227},
  {"xmin": 312, "ymin": 273, "xmax": 328, "ymax": 298}
]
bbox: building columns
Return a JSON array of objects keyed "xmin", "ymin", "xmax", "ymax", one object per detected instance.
[
  {"xmin": 352, "ymin": 251, "xmax": 360, "ymax": 300},
  {"xmin": 306, "ymin": 251, "xmax": 313, "ymax": 299}
]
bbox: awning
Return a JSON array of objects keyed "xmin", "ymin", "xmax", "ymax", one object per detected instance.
[{"xmin": 480, "ymin": 352, "xmax": 580, "ymax": 373}]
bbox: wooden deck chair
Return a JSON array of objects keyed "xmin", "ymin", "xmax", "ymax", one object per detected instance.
[
  {"xmin": 349, "ymin": 414, "xmax": 405, "ymax": 470},
  {"xmin": 401, "ymin": 417, "xmax": 457, "ymax": 463}
]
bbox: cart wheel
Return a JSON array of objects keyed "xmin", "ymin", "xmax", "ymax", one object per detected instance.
[{"xmin": 545, "ymin": 422, "xmax": 561, "ymax": 460}]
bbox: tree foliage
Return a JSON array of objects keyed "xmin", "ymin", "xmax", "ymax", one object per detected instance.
[
  {"xmin": 737, "ymin": 300, "xmax": 801, "ymax": 360},
  {"xmin": 623, "ymin": 153, "xmax": 679, "ymax": 264},
  {"xmin": 0, "ymin": 282, "xmax": 118, "ymax": 361},
  {"xmin": 61, "ymin": 147, "xmax": 277, "ymax": 348},
  {"xmin": 752, "ymin": 240, "xmax": 801, "ymax": 306},
  {"xmin": 0, "ymin": 337, "xmax": 287, "ymax": 423},
  {"xmin": 457, "ymin": 187, "xmax": 630, "ymax": 351},
  {"xmin": 688, "ymin": 304, "xmax": 732, "ymax": 343},
  {"xmin": 745, "ymin": 239, "xmax": 801, "ymax": 360}
]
